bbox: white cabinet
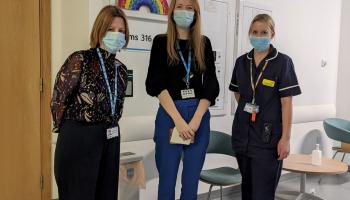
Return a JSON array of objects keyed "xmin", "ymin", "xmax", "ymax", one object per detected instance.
[
  {"xmin": 237, "ymin": 1, "xmax": 273, "ymax": 56},
  {"xmin": 200, "ymin": 0, "xmax": 233, "ymax": 116}
]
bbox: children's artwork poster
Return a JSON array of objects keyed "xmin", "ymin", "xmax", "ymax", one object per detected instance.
[
  {"xmin": 118, "ymin": 0, "xmax": 169, "ymax": 15},
  {"xmin": 117, "ymin": 0, "xmax": 170, "ymax": 52}
]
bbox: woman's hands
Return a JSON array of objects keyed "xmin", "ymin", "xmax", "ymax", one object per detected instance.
[
  {"xmin": 174, "ymin": 114, "xmax": 202, "ymax": 140},
  {"xmin": 180, "ymin": 99, "xmax": 210, "ymax": 140},
  {"xmin": 157, "ymin": 90, "xmax": 210, "ymax": 141},
  {"xmin": 277, "ymin": 137, "xmax": 290, "ymax": 160},
  {"xmin": 174, "ymin": 117, "xmax": 195, "ymax": 140},
  {"xmin": 188, "ymin": 115, "xmax": 202, "ymax": 133},
  {"xmin": 278, "ymin": 96, "xmax": 293, "ymax": 160}
]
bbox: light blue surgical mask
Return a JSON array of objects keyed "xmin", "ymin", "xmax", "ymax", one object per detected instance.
[
  {"xmin": 102, "ymin": 31, "xmax": 126, "ymax": 54},
  {"xmin": 173, "ymin": 10, "xmax": 195, "ymax": 29},
  {"xmin": 249, "ymin": 36, "xmax": 271, "ymax": 52}
]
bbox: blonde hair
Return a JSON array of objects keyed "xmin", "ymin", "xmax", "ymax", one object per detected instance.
[
  {"xmin": 249, "ymin": 14, "xmax": 275, "ymax": 35},
  {"xmin": 166, "ymin": 0, "xmax": 206, "ymax": 72},
  {"xmin": 90, "ymin": 5, "xmax": 129, "ymax": 48}
]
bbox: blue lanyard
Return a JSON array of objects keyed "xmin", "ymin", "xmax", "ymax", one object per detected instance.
[
  {"xmin": 96, "ymin": 48, "xmax": 118, "ymax": 117},
  {"xmin": 176, "ymin": 41, "xmax": 192, "ymax": 88}
]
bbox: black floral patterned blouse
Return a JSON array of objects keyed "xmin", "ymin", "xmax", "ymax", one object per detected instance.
[{"xmin": 51, "ymin": 48, "xmax": 128, "ymax": 133}]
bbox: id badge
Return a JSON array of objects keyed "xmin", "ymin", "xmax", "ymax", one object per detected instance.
[
  {"xmin": 181, "ymin": 89, "xmax": 195, "ymax": 99},
  {"xmin": 106, "ymin": 126, "xmax": 119, "ymax": 139},
  {"xmin": 244, "ymin": 103, "xmax": 259, "ymax": 114}
]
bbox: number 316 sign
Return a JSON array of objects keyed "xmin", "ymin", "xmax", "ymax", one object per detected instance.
[{"xmin": 125, "ymin": 18, "xmax": 167, "ymax": 52}]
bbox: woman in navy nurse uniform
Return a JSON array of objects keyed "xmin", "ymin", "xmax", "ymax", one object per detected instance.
[{"xmin": 229, "ymin": 14, "xmax": 301, "ymax": 200}]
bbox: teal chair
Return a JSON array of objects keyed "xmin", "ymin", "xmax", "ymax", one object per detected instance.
[
  {"xmin": 323, "ymin": 118, "xmax": 350, "ymax": 162},
  {"xmin": 200, "ymin": 131, "xmax": 242, "ymax": 200}
]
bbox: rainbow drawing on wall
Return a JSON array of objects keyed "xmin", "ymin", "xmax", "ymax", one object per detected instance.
[{"xmin": 118, "ymin": 0, "xmax": 169, "ymax": 15}]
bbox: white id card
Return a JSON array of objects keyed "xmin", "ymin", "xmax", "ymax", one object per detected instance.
[
  {"xmin": 181, "ymin": 89, "xmax": 195, "ymax": 99},
  {"xmin": 106, "ymin": 126, "xmax": 119, "ymax": 139},
  {"xmin": 244, "ymin": 103, "xmax": 259, "ymax": 114}
]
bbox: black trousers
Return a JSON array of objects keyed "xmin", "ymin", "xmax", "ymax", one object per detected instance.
[
  {"xmin": 236, "ymin": 154, "xmax": 282, "ymax": 200},
  {"xmin": 54, "ymin": 120, "xmax": 120, "ymax": 200}
]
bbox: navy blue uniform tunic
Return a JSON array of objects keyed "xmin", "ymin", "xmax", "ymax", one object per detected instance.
[{"xmin": 229, "ymin": 46, "xmax": 301, "ymax": 159}]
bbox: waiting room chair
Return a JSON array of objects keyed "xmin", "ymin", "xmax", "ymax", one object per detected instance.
[
  {"xmin": 199, "ymin": 131, "xmax": 242, "ymax": 200},
  {"xmin": 323, "ymin": 118, "xmax": 350, "ymax": 164}
]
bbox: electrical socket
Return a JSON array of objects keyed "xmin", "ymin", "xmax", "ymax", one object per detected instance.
[{"xmin": 310, "ymin": 188, "xmax": 316, "ymax": 194}]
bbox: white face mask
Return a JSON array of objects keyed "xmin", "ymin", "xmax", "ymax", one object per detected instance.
[
  {"xmin": 173, "ymin": 10, "xmax": 195, "ymax": 29},
  {"xmin": 102, "ymin": 31, "xmax": 126, "ymax": 53},
  {"xmin": 249, "ymin": 36, "xmax": 271, "ymax": 52}
]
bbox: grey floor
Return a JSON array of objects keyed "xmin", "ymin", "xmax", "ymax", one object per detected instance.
[
  {"xmin": 52, "ymin": 172, "xmax": 350, "ymax": 200},
  {"xmin": 210, "ymin": 172, "xmax": 350, "ymax": 200}
]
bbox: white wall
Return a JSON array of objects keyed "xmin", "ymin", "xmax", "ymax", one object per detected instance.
[
  {"xmin": 51, "ymin": 0, "xmax": 93, "ymax": 84},
  {"xmin": 337, "ymin": 0, "xmax": 350, "ymax": 120},
  {"xmin": 51, "ymin": 0, "xmax": 344, "ymax": 199}
]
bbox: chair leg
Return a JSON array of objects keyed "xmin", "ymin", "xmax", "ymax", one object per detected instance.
[
  {"xmin": 332, "ymin": 151, "xmax": 338, "ymax": 159},
  {"xmin": 207, "ymin": 185, "xmax": 214, "ymax": 200},
  {"xmin": 318, "ymin": 175, "xmax": 324, "ymax": 185},
  {"xmin": 318, "ymin": 150, "xmax": 335, "ymax": 184},
  {"xmin": 341, "ymin": 152, "xmax": 346, "ymax": 162},
  {"xmin": 220, "ymin": 186, "xmax": 223, "ymax": 200}
]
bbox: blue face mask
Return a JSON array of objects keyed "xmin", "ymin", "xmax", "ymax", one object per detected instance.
[
  {"xmin": 173, "ymin": 10, "xmax": 195, "ymax": 29},
  {"xmin": 250, "ymin": 36, "xmax": 271, "ymax": 52},
  {"xmin": 102, "ymin": 31, "xmax": 126, "ymax": 54}
]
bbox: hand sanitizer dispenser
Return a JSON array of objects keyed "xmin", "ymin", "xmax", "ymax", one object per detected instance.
[{"xmin": 312, "ymin": 144, "xmax": 322, "ymax": 166}]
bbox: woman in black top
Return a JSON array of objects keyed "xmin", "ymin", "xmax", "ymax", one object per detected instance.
[
  {"xmin": 51, "ymin": 6, "xmax": 129, "ymax": 200},
  {"xmin": 145, "ymin": 0, "xmax": 219, "ymax": 199}
]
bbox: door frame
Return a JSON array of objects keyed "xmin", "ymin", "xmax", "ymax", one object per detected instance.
[{"xmin": 40, "ymin": 0, "xmax": 52, "ymax": 199}]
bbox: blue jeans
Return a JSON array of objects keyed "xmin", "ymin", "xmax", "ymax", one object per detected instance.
[{"xmin": 154, "ymin": 99, "xmax": 210, "ymax": 200}]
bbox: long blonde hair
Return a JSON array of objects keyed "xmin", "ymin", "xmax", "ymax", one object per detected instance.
[{"xmin": 166, "ymin": 0, "xmax": 205, "ymax": 72}]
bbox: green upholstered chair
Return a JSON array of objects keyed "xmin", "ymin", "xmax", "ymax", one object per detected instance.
[
  {"xmin": 323, "ymin": 118, "xmax": 350, "ymax": 163},
  {"xmin": 200, "ymin": 131, "xmax": 242, "ymax": 200}
]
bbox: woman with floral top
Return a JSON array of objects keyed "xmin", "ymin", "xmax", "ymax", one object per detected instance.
[{"xmin": 51, "ymin": 5, "xmax": 129, "ymax": 200}]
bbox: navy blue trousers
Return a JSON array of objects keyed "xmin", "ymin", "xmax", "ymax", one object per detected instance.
[
  {"xmin": 236, "ymin": 154, "xmax": 283, "ymax": 200},
  {"xmin": 154, "ymin": 99, "xmax": 210, "ymax": 200}
]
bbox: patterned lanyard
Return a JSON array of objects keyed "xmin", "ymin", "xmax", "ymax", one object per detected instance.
[{"xmin": 250, "ymin": 59, "xmax": 269, "ymax": 104}]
